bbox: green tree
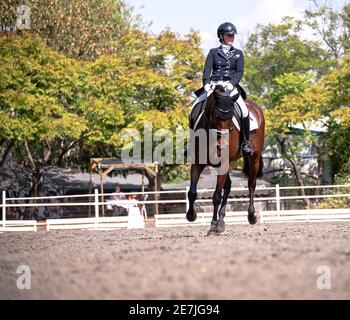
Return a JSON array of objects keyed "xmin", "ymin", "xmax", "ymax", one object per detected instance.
[
  {"xmin": 0, "ymin": 0, "xmax": 136, "ymax": 60},
  {"xmin": 267, "ymin": 51, "xmax": 350, "ymax": 196},
  {"xmin": 0, "ymin": 33, "xmax": 86, "ymax": 196},
  {"xmin": 305, "ymin": 1, "xmax": 350, "ymax": 61},
  {"xmin": 244, "ymin": 17, "xmax": 332, "ymax": 106}
]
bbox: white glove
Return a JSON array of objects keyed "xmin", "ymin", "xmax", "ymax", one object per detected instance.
[
  {"xmin": 225, "ymin": 83, "xmax": 234, "ymax": 91},
  {"xmin": 204, "ymin": 83, "xmax": 212, "ymax": 92}
]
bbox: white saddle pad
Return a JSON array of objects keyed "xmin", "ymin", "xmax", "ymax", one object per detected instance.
[
  {"xmin": 232, "ymin": 108, "xmax": 259, "ymax": 131},
  {"xmin": 192, "ymin": 100, "xmax": 259, "ymax": 132}
]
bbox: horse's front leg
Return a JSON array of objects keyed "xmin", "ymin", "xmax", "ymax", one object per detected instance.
[
  {"xmin": 217, "ymin": 175, "xmax": 232, "ymax": 233},
  {"xmin": 186, "ymin": 164, "xmax": 206, "ymax": 222},
  {"xmin": 208, "ymin": 174, "xmax": 228, "ymax": 236}
]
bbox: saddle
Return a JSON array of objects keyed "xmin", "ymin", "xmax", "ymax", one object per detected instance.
[{"xmin": 190, "ymin": 89, "xmax": 241, "ymax": 130}]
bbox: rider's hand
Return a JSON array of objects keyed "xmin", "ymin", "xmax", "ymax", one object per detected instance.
[
  {"xmin": 225, "ymin": 83, "xmax": 234, "ymax": 91},
  {"xmin": 204, "ymin": 83, "xmax": 212, "ymax": 92}
]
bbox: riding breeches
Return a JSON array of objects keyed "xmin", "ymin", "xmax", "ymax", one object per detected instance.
[{"xmin": 230, "ymin": 88, "xmax": 248, "ymax": 118}]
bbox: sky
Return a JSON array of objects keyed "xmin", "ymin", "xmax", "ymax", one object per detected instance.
[{"xmin": 125, "ymin": 0, "xmax": 348, "ymax": 53}]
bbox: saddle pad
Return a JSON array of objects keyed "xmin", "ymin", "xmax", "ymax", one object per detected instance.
[
  {"xmin": 191, "ymin": 90, "xmax": 259, "ymax": 131},
  {"xmin": 232, "ymin": 114, "xmax": 259, "ymax": 131},
  {"xmin": 232, "ymin": 102, "xmax": 259, "ymax": 131}
]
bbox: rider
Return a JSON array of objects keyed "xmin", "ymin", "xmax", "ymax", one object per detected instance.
[{"xmin": 191, "ymin": 22, "xmax": 254, "ymax": 156}]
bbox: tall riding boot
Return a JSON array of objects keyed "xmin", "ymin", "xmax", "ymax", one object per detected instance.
[{"xmin": 241, "ymin": 116, "xmax": 254, "ymax": 156}]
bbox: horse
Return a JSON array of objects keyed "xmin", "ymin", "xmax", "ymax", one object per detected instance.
[{"xmin": 186, "ymin": 85, "xmax": 265, "ymax": 236}]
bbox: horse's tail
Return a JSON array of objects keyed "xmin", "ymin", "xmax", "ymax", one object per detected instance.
[{"xmin": 242, "ymin": 155, "xmax": 264, "ymax": 179}]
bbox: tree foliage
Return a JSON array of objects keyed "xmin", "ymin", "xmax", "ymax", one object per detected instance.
[
  {"xmin": 0, "ymin": 0, "xmax": 135, "ymax": 60},
  {"xmin": 0, "ymin": 4, "xmax": 204, "ymax": 195}
]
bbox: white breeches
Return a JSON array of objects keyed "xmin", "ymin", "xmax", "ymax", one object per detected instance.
[
  {"xmin": 233, "ymin": 91, "xmax": 249, "ymax": 118},
  {"xmin": 192, "ymin": 80, "xmax": 249, "ymax": 118}
]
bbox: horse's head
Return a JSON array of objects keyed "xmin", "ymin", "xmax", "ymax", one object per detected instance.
[
  {"xmin": 206, "ymin": 85, "xmax": 237, "ymax": 131},
  {"xmin": 203, "ymin": 85, "xmax": 238, "ymax": 158}
]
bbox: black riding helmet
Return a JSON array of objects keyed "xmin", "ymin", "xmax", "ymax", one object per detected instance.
[{"xmin": 217, "ymin": 22, "xmax": 238, "ymax": 37}]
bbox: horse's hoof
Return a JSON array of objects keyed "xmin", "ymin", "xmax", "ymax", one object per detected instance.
[
  {"xmin": 248, "ymin": 214, "xmax": 258, "ymax": 225},
  {"xmin": 217, "ymin": 220, "xmax": 225, "ymax": 233},
  {"xmin": 207, "ymin": 230, "xmax": 218, "ymax": 237},
  {"xmin": 186, "ymin": 209, "xmax": 197, "ymax": 222},
  {"xmin": 207, "ymin": 222, "xmax": 218, "ymax": 236}
]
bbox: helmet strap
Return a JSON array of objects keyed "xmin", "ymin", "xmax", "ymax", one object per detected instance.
[{"xmin": 220, "ymin": 35, "xmax": 230, "ymax": 46}]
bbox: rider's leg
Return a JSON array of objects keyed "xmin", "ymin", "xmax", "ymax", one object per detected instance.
[{"xmin": 236, "ymin": 96, "xmax": 254, "ymax": 156}]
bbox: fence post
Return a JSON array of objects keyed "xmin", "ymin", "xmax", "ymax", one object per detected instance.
[
  {"xmin": 185, "ymin": 186, "xmax": 189, "ymax": 214},
  {"xmin": 94, "ymin": 188, "xmax": 99, "ymax": 229},
  {"xmin": 2, "ymin": 190, "xmax": 6, "ymax": 229},
  {"xmin": 276, "ymin": 184, "xmax": 281, "ymax": 215}
]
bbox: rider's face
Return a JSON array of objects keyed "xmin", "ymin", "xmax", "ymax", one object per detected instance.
[{"xmin": 223, "ymin": 34, "xmax": 234, "ymax": 45}]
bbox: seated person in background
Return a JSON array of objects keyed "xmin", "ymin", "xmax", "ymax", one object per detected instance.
[
  {"xmin": 111, "ymin": 184, "xmax": 125, "ymax": 201},
  {"xmin": 110, "ymin": 184, "xmax": 128, "ymax": 216}
]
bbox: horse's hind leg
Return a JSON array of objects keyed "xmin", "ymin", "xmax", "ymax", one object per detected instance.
[
  {"xmin": 186, "ymin": 164, "xmax": 206, "ymax": 222},
  {"xmin": 208, "ymin": 173, "xmax": 228, "ymax": 236},
  {"xmin": 217, "ymin": 175, "xmax": 231, "ymax": 233}
]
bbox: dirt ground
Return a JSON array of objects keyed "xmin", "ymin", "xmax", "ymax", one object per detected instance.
[{"xmin": 0, "ymin": 222, "xmax": 349, "ymax": 300}]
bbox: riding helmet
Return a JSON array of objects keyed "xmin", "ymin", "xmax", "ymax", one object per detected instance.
[{"xmin": 217, "ymin": 22, "xmax": 238, "ymax": 37}]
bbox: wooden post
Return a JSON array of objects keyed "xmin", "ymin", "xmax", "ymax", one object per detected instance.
[{"xmin": 142, "ymin": 169, "xmax": 145, "ymax": 193}]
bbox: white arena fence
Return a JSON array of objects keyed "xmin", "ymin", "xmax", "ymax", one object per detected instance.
[{"xmin": 0, "ymin": 184, "xmax": 349, "ymax": 232}]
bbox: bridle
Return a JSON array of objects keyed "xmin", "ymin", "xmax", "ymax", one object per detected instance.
[{"xmin": 203, "ymin": 90, "xmax": 235, "ymax": 151}]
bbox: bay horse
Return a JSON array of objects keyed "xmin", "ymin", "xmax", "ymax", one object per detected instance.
[{"xmin": 186, "ymin": 85, "xmax": 265, "ymax": 236}]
